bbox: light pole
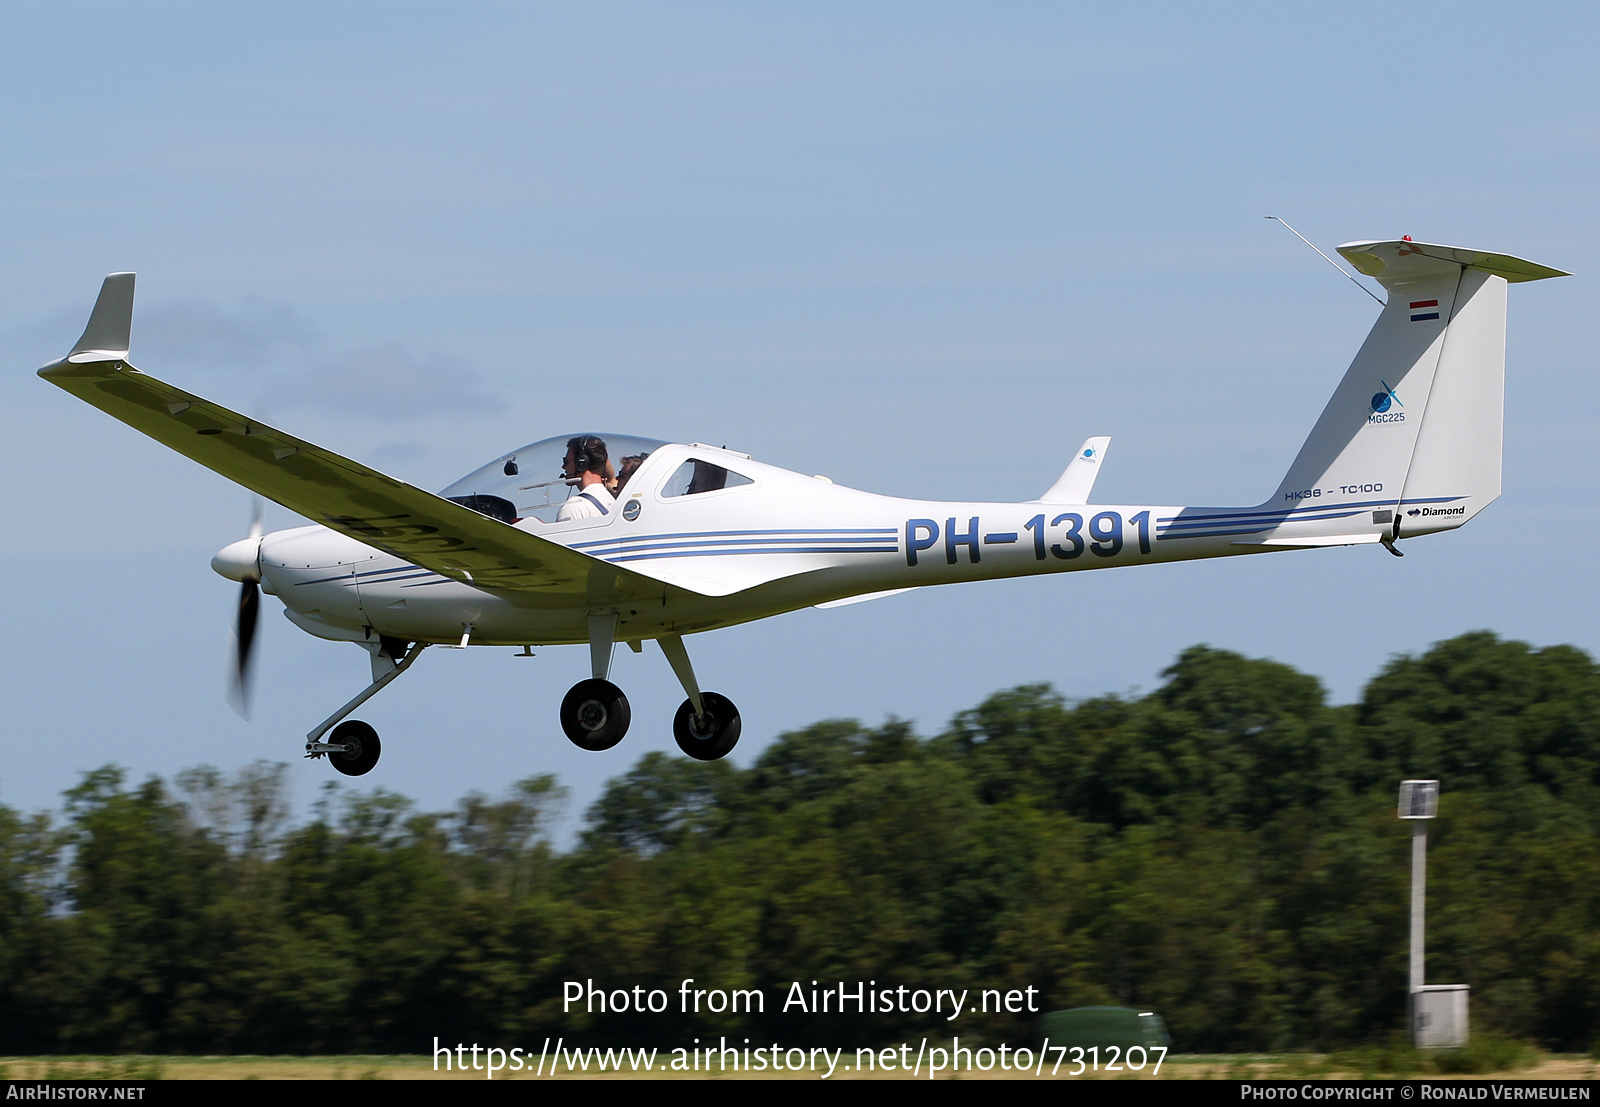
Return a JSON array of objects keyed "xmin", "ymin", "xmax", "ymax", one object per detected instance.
[{"xmin": 1398, "ymin": 779, "xmax": 1467, "ymax": 1048}]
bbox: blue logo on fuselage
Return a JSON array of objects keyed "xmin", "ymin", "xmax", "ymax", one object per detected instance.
[{"xmin": 1370, "ymin": 380, "xmax": 1402, "ymax": 413}]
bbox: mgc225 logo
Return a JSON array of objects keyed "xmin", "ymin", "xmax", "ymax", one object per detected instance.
[{"xmin": 1369, "ymin": 383, "xmax": 1405, "ymax": 424}]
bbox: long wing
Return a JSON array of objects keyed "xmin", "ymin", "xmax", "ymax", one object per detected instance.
[{"xmin": 39, "ymin": 281, "xmax": 697, "ymax": 606}]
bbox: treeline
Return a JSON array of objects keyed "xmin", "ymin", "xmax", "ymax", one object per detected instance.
[{"xmin": 2, "ymin": 631, "xmax": 1598, "ymax": 1054}]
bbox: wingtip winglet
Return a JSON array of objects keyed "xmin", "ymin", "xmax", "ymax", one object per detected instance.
[{"xmin": 68, "ymin": 272, "xmax": 136, "ymax": 359}]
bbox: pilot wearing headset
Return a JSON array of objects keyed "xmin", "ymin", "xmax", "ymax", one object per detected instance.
[{"xmin": 555, "ymin": 435, "xmax": 616, "ymax": 521}]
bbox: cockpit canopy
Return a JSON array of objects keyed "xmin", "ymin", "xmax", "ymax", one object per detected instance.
[{"xmin": 441, "ymin": 433, "xmax": 669, "ymax": 523}]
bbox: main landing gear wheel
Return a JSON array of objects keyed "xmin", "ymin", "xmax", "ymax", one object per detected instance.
[
  {"xmin": 673, "ymin": 692, "xmax": 741, "ymax": 761},
  {"xmin": 561, "ymin": 678, "xmax": 631, "ymax": 751},
  {"xmin": 328, "ymin": 719, "xmax": 381, "ymax": 777}
]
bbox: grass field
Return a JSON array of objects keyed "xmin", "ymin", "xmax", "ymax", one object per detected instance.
[{"xmin": 1, "ymin": 1051, "xmax": 1595, "ymax": 1080}]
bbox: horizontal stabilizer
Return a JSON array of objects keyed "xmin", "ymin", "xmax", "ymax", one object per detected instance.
[
  {"xmin": 1038, "ymin": 436, "xmax": 1111, "ymax": 503},
  {"xmin": 1337, "ymin": 241, "xmax": 1568, "ymax": 287},
  {"xmin": 70, "ymin": 273, "xmax": 136, "ymax": 359},
  {"xmin": 1231, "ymin": 534, "xmax": 1384, "ymax": 548}
]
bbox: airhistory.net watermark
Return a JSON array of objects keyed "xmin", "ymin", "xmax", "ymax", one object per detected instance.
[{"xmin": 432, "ymin": 1035, "xmax": 1167, "ymax": 1079}]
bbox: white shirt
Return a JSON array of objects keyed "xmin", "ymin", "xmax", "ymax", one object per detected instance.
[{"xmin": 556, "ymin": 480, "xmax": 614, "ymax": 522}]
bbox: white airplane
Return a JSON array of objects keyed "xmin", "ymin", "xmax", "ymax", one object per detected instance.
[{"xmin": 38, "ymin": 238, "xmax": 1565, "ymax": 775}]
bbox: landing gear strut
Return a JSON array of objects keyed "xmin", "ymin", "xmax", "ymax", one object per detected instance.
[
  {"xmin": 555, "ymin": 621, "xmax": 740, "ymax": 760},
  {"xmin": 560, "ymin": 612, "xmax": 632, "ymax": 751},
  {"xmin": 660, "ymin": 634, "xmax": 741, "ymax": 761},
  {"xmin": 304, "ymin": 637, "xmax": 425, "ymax": 776}
]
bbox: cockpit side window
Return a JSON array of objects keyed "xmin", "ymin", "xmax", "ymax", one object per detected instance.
[
  {"xmin": 447, "ymin": 494, "xmax": 519, "ymax": 524},
  {"xmin": 660, "ymin": 459, "xmax": 754, "ymax": 498}
]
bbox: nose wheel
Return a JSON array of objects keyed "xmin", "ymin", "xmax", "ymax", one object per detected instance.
[
  {"xmin": 327, "ymin": 719, "xmax": 382, "ymax": 776},
  {"xmin": 673, "ymin": 692, "xmax": 741, "ymax": 761},
  {"xmin": 561, "ymin": 678, "xmax": 631, "ymax": 751}
]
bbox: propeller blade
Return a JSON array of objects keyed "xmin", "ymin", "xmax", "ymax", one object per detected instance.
[{"xmin": 227, "ymin": 577, "xmax": 261, "ymax": 719}]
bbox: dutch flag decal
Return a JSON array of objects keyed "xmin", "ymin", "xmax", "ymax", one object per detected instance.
[{"xmin": 1409, "ymin": 299, "xmax": 1440, "ymax": 322}]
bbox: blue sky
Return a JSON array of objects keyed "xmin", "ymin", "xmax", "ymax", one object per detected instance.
[{"xmin": 1, "ymin": 2, "xmax": 1594, "ymax": 837}]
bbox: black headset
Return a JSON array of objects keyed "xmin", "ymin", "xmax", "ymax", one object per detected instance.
[{"xmin": 568, "ymin": 435, "xmax": 604, "ymax": 475}]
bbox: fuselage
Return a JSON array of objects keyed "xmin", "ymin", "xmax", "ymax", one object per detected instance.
[{"xmin": 245, "ymin": 439, "xmax": 1392, "ymax": 650}]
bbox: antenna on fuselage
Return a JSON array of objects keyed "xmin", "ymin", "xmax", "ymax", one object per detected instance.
[{"xmin": 1265, "ymin": 216, "xmax": 1387, "ymax": 307}]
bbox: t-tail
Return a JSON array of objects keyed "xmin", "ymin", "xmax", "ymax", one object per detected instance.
[{"xmin": 1158, "ymin": 239, "xmax": 1566, "ymax": 552}]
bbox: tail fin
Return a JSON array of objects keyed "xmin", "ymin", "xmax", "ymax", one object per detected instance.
[
  {"xmin": 1038, "ymin": 436, "xmax": 1111, "ymax": 503},
  {"xmin": 1268, "ymin": 240, "xmax": 1565, "ymax": 541}
]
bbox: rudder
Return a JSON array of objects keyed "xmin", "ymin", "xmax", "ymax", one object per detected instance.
[{"xmin": 1395, "ymin": 267, "xmax": 1504, "ymax": 535}]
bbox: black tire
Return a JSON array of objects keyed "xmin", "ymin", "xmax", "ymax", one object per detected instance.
[
  {"xmin": 560, "ymin": 679, "xmax": 631, "ymax": 751},
  {"xmin": 329, "ymin": 719, "xmax": 381, "ymax": 776},
  {"xmin": 672, "ymin": 692, "xmax": 741, "ymax": 761}
]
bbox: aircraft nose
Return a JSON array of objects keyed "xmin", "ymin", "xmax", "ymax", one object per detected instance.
[{"xmin": 212, "ymin": 536, "xmax": 262, "ymax": 582}]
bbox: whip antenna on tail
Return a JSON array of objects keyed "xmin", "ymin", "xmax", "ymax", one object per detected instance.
[{"xmin": 1266, "ymin": 216, "xmax": 1387, "ymax": 306}]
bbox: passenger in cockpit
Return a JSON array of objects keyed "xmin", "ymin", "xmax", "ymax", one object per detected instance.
[
  {"xmin": 613, "ymin": 453, "xmax": 647, "ymax": 495},
  {"xmin": 556, "ymin": 435, "xmax": 616, "ymax": 521}
]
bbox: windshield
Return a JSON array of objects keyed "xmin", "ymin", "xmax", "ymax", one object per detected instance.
[{"xmin": 440, "ymin": 433, "xmax": 669, "ymax": 523}]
